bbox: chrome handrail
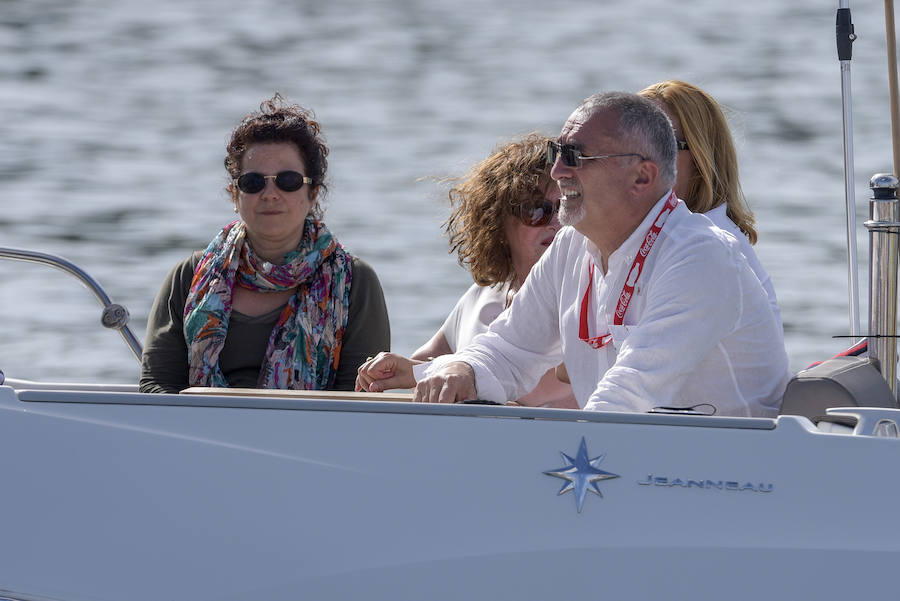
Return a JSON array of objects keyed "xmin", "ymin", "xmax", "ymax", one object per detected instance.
[{"xmin": 0, "ymin": 247, "xmax": 143, "ymax": 363}]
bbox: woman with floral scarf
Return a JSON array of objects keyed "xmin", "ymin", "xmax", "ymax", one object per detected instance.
[{"xmin": 140, "ymin": 95, "xmax": 390, "ymax": 393}]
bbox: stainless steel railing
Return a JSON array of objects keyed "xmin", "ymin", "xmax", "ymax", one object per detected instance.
[
  {"xmin": 0, "ymin": 247, "xmax": 143, "ymax": 363},
  {"xmin": 865, "ymin": 174, "xmax": 900, "ymax": 398}
]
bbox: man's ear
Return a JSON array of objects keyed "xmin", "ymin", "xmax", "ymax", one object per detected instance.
[{"xmin": 631, "ymin": 159, "xmax": 659, "ymax": 194}]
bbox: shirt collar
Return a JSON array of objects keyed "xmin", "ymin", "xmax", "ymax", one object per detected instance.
[
  {"xmin": 707, "ymin": 203, "xmax": 727, "ymax": 220},
  {"xmin": 606, "ymin": 189, "xmax": 676, "ymax": 268}
]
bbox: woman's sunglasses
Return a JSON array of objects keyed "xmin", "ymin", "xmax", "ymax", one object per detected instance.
[
  {"xmin": 234, "ymin": 171, "xmax": 314, "ymax": 194},
  {"xmin": 517, "ymin": 198, "xmax": 560, "ymax": 227}
]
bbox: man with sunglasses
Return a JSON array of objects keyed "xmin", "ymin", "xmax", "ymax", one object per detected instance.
[{"xmin": 358, "ymin": 92, "xmax": 790, "ymax": 416}]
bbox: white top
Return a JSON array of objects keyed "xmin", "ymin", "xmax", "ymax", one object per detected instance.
[
  {"xmin": 423, "ymin": 192, "xmax": 791, "ymax": 417},
  {"xmin": 704, "ymin": 204, "xmax": 782, "ymax": 330},
  {"xmin": 441, "ymin": 282, "xmax": 509, "ymax": 352},
  {"xmin": 440, "ymin": 281, "xmax": 577, "ymax": 408}
]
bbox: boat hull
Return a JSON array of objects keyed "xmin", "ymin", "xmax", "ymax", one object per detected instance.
[{"xmin": 0, "ymin": 386, "xmax": 897, "ymax": 600}]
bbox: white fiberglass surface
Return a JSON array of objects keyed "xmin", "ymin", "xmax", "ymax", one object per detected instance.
[{"xmin": 0, "ymin": 388, "xmax": 898, "ymax": 599}]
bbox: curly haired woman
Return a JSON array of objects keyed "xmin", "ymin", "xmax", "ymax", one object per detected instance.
[
  {"xmin": 407, "ymin": 133, "xmax": 576, "ymax": 408},
  {"xmin": 141, "ymin": 94, "xmax": 390, "ymax": 393}
]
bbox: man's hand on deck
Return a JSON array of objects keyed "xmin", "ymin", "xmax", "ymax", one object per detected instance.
[{"xmin": 414, "ymin": 361, "xmax": 477, "ymax": 404}]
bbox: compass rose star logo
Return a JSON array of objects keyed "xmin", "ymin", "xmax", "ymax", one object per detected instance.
[{"xmin": 544, "ymin": 436, "xmax": 619, "ymax": 512}]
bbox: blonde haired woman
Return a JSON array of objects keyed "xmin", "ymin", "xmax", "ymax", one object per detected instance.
[{"xmin": 639, "ymin": 79, "xmax": 781, "ymax": 328}]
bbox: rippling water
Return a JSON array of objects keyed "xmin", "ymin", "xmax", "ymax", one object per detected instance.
[{"xmin": 0, "ymin": 0, "xmax": 895, "ymax": 381}]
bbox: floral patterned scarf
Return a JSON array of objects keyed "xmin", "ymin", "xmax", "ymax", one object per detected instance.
[{"xmin": 183, "ymin": 218, "xmax": 352, "ymax": 389}]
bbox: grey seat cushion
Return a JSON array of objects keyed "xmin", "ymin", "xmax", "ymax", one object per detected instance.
[{"xmin": 780, "ymin": 356, "xmax": 896, "ymax": 420}]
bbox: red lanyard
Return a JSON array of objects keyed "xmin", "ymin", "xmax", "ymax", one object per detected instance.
[{"xmin": 579, "ymin": 192, "xmax": 678, "ymax": 349}]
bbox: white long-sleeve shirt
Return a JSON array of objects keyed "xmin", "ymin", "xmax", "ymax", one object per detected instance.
[
  {"xmin": 423, "ymin": 192, "xmax": 791, "ymax": 417},
  {"xmin": 704, "ymin": 204, "xmax": 782, "ymax": 331}
]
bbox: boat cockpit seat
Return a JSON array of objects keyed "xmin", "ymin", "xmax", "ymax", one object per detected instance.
[{"xmin": 780, "ymin": 356, "xmax": 897, "ymax": 421}]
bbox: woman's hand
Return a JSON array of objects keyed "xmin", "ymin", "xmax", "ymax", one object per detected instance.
[
  {"xmin": 555, "ymin": 363, "xmax": 570, "ymax": 383},
  {"xmin": 355, "ymin": 352, "xmax": 418, "ymax": 392}
]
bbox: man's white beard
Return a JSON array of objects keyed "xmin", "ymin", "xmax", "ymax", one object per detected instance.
[{"xmin": 558, "ymin": 197, "xmax": 585, "ymax": 227}]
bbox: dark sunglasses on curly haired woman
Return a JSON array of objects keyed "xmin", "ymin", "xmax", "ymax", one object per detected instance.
[
  {"xmin": 234, "ymin": 171, "xmax": 314, "ymax": 194},
  {"xmin": 517, "ymin": 197, "xmax": 560, "ymax": 227}
]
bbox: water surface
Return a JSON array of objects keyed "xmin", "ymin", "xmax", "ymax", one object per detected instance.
[{"xmin": 0, "ymin": 0, "xmax": 894, "ymax": 381}]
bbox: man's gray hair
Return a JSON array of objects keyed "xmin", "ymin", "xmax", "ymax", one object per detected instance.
[{"xmin": 577, "ymin": 92, "xmax": 677, "ymax": 189}]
